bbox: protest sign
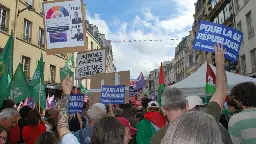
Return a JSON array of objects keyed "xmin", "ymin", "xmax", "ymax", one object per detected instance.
[
  {"xmin": 43, "ymin": 0, "xmax": 87, "ymax": 54},
  {"xmin": 75, "ymin": 49, "xmax": 106, "ymax": 79},
  {"xmin": 68, "ymin": 94, "xmax": 84, "ymax": 114},
  {"xmin": 129, "ymin": 86, "xmax": 134, "ymax": 97},
  {"xmin": 193, "ymin": 20, "xmax": 243, "ymax": 62},
  {"xmin": 100, "ymin": 85, "xmax": 125, "ymax": 104}
]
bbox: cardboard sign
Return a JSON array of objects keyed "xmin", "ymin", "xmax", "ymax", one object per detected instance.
[
  {"xmin": 43, "ymin": 0, "xmax": 87, "ymax": 54},
  {"xmin": 75, "ymin": 49, "xmax": 106, "ymax": 79},
  {"xmin": 100, "ymin": 85, "xmax": 125, "ymax": 104},
  {"xmin": 68, "ymin": 94, "xmax": 84, "ymax": 114},
  {"xmin": 193, "ymin": 20, "xmax": 243, "ymax": 62},
  {"xmin": 90, "ymin": 71, "xmax": 130, "ymax": 105}
]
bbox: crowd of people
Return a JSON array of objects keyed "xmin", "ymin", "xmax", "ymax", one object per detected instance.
[{"xmin": 0, "ymin": 44, "xmax": 255, "ymax": 144}]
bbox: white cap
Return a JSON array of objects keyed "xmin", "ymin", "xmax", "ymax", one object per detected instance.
[
  {"xmin": 186, "ymin": 96, "xmax": 203, "ymax": 110},
  {"xmin": 93, "ymin": 103, "xmax": 106, "ymax": 112},
  {"xmin": 147, "ymin": 101, "xmax": 160, "ymax": 108}
]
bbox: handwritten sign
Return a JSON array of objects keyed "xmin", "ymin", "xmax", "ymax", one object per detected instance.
[
  {"xmin": 75, "ymin": 50, "xmax": 105, "ymax": 79},
  {"xmin": 68, "ymin": 94, "xmax": 84, "ymax": 114},
  {"xmin": 193, "ymin": 20, "xmax": 243, "ymax": 62},
  {"xmin": 100, "ymin": 85, "xmax": 125, "ymax": 104}
]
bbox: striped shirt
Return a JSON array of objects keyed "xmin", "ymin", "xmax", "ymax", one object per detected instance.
[{"xmin": 228, "ymin": 108, "xmax": 256, "ymax": 144}]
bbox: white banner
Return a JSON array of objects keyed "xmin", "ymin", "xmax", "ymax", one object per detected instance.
[{"xmin": 75, "ymin": 50, "xmax": 106, "ymax": 79}]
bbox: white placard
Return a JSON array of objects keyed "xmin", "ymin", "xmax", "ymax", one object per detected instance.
[
  {"xmin": 44, "ymin": 0, "xmax": 85, "ymax": 49},
  {"xmin": 75, "ymin": 50, "xmax": 106, "ymax": 79}
]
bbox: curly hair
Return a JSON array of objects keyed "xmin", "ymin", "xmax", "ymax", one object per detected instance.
[{"xmin": 231, "ymin": 82, "xmax": 256, "ymax": 107}]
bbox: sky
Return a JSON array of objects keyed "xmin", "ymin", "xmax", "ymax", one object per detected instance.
[{"xmin": 83, "ymin": 0, "xmax": 197, "ymax": 79}]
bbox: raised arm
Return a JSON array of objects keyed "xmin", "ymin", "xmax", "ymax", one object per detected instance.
[{"xmin": 210, "ymin": 44, "xmax": 227, "ymax": 109}]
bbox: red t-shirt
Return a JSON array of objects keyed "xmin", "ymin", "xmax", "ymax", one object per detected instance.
[
  {"xmin": 8, "ymin": 123, "xmax": 20, "ymax": 144},
  {"xmin": 22, "ymin": 124, "xmax": 46, "ymax": 144}
]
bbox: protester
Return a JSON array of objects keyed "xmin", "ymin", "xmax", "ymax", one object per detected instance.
[
  {"xmin": 46, "ymin": 117, "xmax": 58, "ymax": 140},
  {"xmin": 114, "ymin": 108, "xmax": 123, "ymax": 117},
  {"xmin": 57, "ymin": 76, "xmax": 79, "ymax": 144},
  {"xmin": 151, "ymin": 44, "xmax": 227, "ymax": 144},
  {"xmin": 117, "ymin": 117, "xmax": 137, "ymax": 143},
  {"xmin": 136, "ymin": 101, "xmax": 166, "ymax": 144},
  {"xmin": 35, "ymin": 132, "xmax": 57, "ymax": 144},
  {"xmin": 161, "ymin": 111, "xmax": 223, "ymax": 144},
  {"xmin": 91, "ymin": 116, "xmax": 127, "ymax": 144},
  {"xmin": 122, "ymin": 104, "xmax": 138, "ymax": 127},
  {"xmin": 186, "ymin": 96, "xmax": 233, "ymax": 144},
  {"xmin": 0, "ymin": 126, "xmax": 7, "ymax": 144},
  {"xmin": 22, "ymin": 109, "xmax": 50, "ymax": 144},
  {"xmin": 228, "ymin": 82, "xmax": 256, "ymax": 144},
  {"xmin": 0, "ymin": 108, "xmax": 19, "ymax": 131},
  {"xmin": 47, "ymin": 108, "xmax": 59, "ymax": 120},
  {"xmin": 0, "ymin": 99, "xmax": 15, "ymax": 112},
  {"xmin": 141, "ymin": 97, "xmax": 152, "ymax": 114},
  {"xmin": 74, "ymin": 103, "xmax": 107, "ymax": 144},
  {"xmin": 18, "ymin": 106, "xmax": 32, "ymax": 143}
]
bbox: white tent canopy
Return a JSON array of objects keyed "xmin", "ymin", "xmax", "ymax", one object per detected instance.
[{"xmin": 171, "ymin": 62, "xmax": 256, "ymax": 96}]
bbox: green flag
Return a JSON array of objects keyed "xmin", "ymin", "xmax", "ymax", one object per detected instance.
[
  {"xmin": 0, "ymin": 32, "xmax": 14, "ymax": 103},
  {"xmin": 80, "ymin": 83, "xmax": 90, "ymax": 96},
  {"xmin": 60, "ymin": 55, "xmax": 73, "ymax": 81},
  {"xmin": 205, "ymin": 63, "xmax": 216, "ymax": 94},
  {"xmin": 158, "ymin": 62, "xmax": 165, "ymax": 108},
  {"xmin": 30, "ymin": 53, "xmax": 46, "ymax": 108},
  {"xmin": 9, "ymin": 64, "xmax": 30, "ymax": 104}
]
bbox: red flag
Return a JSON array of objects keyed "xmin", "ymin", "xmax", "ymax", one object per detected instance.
[{"xmin": 205, "ymin": 63, "xmax": 216, "ymax": 94}]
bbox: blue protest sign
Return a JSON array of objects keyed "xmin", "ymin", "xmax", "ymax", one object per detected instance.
[
  {"xmin": 129, "ymin": 86, "xmax": 134, "ymax": 97},
  {"xmin": 68, "ymin": 94, "xmax": 84, "ymax": 114},
  {"xmin": 193, "ymin": 20, "xmax": 243, "ymax": 62},
  {"xmin": 100, "ymin": 85, "xmax": 125, "ymax": 104}
]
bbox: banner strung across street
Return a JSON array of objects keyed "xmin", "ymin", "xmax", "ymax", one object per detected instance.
[
  {"xmin": 43, "ymin": 0, "xmax": 87, "ymax": 54},
  {"xmin": 100, "ymin": 85, "xmax": 125, "ymax": 104},
  {"xmin": 75, "ymin": 49, "xmax": 105, "ymax": 79},
  {"xmin": 68, "ymin": 94, "xmax": 84, "ymax": 114},
  {"xmin": 193, "ymin": 20, "xmax": 243, "ymax": 62}
]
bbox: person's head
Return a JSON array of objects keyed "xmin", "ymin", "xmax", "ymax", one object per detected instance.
[
  {"xmin": 46, "ymin": 118, "xmax": 57, "ymax": 131},
  {"xmin": 28, "ymin": 109, "xmax": 41, "ymax": 126},
  {"xmin": 231, "ymin": 82, "xmax": 256, "ymax": 109},
  {"xmin": 147, "ymin": 101, "xmax": 160, "ymax": 112},
  {"xmin": 0, "ymin": 108, "xmax": 19, "ymax": 131},
  {"xmin": 135, "ymin": 112, "xmax": 143, "ymax": 121},
  {"xmin": 122, "ymin": 104, "xmax": 132, "ymax": 117},
  {"xmin": 87, "ymin": 104, "xmax": 107, "ymax": 125},
  {"xmin": 141, "ymin": 97, "xmax": 152, "ymax": 110},
  {"xmin": 0, "ymin": 126, "xmax": 7, "ymax": 144},
  {"xmin": 117, "ymin": 117, "xmax": 137, "ymax": 144},
  {"xmin": 186, "ymin": 96, "xmax": 203, "ymax": 111},
  {"xmin": 113, "ymin": 108, "xmax": 123, "ymax": 117},
  {"xmin": 91, "ymin": 116, "xmax": 126, "ymax": 144},
  {"xmin": 48, "ymin": 108, "xmax": 59, "ymax": 119},
  {"xmin": 227, "ymin": 98, "xmax": 239, "ymax": 113},
  {"xmin": 161, "ymin": 87, "xmax": 188, "ymax": 121},
  {"xmin": 45, "ymin": 109, "xmax": 50, "ymax": 118},
  {"xmin": 0, "ymin": 99, "xmax": 15, "ymax": 112},
  {"xmin": 35, "ymin": 132, "xmax": 57, "ymax": 144},
  {"xmin": 19, "ymin": 106, "xmax": 32, "ymax": 119},
  {"xmin": 161, "ymin": 111, "xmax": 223, "ymax": 144},
  {"xmin": 74, "ymin": 12, "xmax": 78, "ymax": 18}
]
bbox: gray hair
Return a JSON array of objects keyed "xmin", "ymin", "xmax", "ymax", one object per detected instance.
[
  {"xmin": 0, "ymin": 108, "xmax": 19, "ymax": 120},
  {"xmin": 161, "ymin": 87, "xmax": 187, "ymax": 110},
  {"xmin": 87, "ymin": 105, "xmax": 107, "ymax": 122},
  {"xmin": 161, "ymin": 111, "xmax": 223, "ymax": 144},
  {"xmin": 113, "ymin": 108, "xmax": 123, "ymax": 117}
]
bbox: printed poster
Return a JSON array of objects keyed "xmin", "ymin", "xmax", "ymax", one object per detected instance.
[
  {"xmin": 75, "ymin": 50, "xmax": 106, "ymax": 79},
  {"xmin": 68, "ymin": 94, "xmax": 84, "ymax": 114},
  {"xmin": 44, "ymin": 0, "xmax": 85, "ymax": 49},
  {"xmin": 193, "ymin": 20, "xmax": 243, "ymax": 62},
  {"xmin": 100, "ymin": 85, "xmax": 125, "ymax": 104}
]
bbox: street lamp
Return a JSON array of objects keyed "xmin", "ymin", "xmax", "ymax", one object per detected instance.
[{"xmin": 17, "ymin": 4, "xmax": 35, "ymax": 17}]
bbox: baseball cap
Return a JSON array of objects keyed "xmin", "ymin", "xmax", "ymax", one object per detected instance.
[
  {"xmin": 117, "ymin": 117, "xmax": 137, "ymax": 135},
  {"xmin": 186, "ymin": 96, "xmax": 203, "ymax": 110},
  {"xmin": 147, "ymin": 101, "xmax": 159, "ymax": 108}
]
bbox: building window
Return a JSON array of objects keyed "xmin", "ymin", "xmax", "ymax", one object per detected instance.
[
  {"xmin": 0, "ymin": 5, "xmax": 9, "ymax": 32},
  {"xmin": 21, "ymin": 56, "xmax": 31, "ymax": 79},
  {"xmin": 23, "ymin": 19, "xmax": 32, "ymax": 42},
  {"xmin": 235, "ymin": 0, "xmax": 240, "ymax": 12},
  {"xmin": 240, "ymin": 55, "xmax": 246, "ymax": 75},
  {"xmin": 38, "ymin": 28, "xmax": 44, "ymax": 47},
  {"xmin": 50, "ymin": 65, "xmax": 56, "ymax": 83},
  {"xmin": 223, "ymin": 3, "xmax": 231, "ymax": 21},
  {"xmin": 86, "ymin": 36, "xmax": 88, "ymax": 48},
  {"xmin": 246, "ymin": 11, "xmax": 254, "ymax": 37},
  {"xmin": 250, "ymin": 49, "xmax": 256, "ymax": 71},
  {"xmin": 40, "ymin": 0, "xmax": 43, "ymax": 14},
  {"xmin": 237, "ymin": 21, "xmax": 242, "ymax": 32},
  {"xmin": 26, "ymin": 0, "xmax": 33, "ymax": 6},
  {"xmin": 91, "ymin": 41, "xmax": 94, "ymax": 50}
]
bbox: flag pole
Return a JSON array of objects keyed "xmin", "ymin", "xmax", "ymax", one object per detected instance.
[{"xmin": 39, "ymin": 78, "xmax": 41, "ymax": 113}]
